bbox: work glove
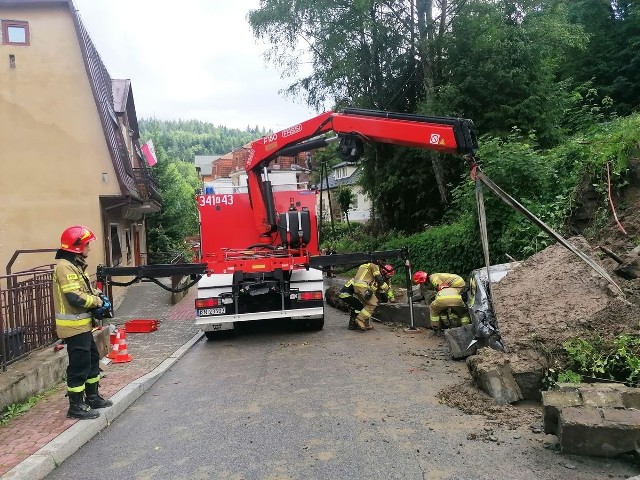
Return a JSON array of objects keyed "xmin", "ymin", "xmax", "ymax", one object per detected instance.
[{"xmin": 92, "ymin": 293, "xmax": 113, "ymax": 320}]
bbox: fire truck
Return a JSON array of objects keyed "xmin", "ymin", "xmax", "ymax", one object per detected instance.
[{"xmin": 97, "ymin": 108, "xmax": 477, "ymax": 338}]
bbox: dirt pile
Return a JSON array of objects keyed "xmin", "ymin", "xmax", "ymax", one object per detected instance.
[
  {"xmin": 437, "ymin": 381, "xmax": 540, "ymax": 430},
  {"xmin": 439, "ymin": 238, "xmax": 640, "ymax": 428},
  {"xmin": 492, "ymin": 236, "xmax": 640, "ymax": 356}
]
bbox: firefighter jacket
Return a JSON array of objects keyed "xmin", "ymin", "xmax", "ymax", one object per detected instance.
[
  {"xmin": 351, "ymin": 263, "xmax": 395, "ymax": 300},
  {"xmin": 53, "ymin": 256, "xmax": 102, "ymax": 339},
  {"xmin": 429, "ymin": 273, "xmax": 466, "ymax": 291}
]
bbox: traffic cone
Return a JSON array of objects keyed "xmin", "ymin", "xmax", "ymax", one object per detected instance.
[
  {"xmin": 106, "ymin": 329, "xmax": 120, "ymax": 360},
  {"xmin": 109, "ymin": 328, "xmax": 132, "ymax": 363}
]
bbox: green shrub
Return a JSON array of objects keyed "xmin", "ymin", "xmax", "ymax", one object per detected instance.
[{"xmin": 559, "ymin": 335, "xmax": 640, "ymax": 387}]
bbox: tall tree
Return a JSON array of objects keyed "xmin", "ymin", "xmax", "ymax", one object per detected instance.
[
  {"xmin": 337, "ymin": 186, "xmax": 356, "ymax": 228},
  {"xmin": 144, "ymin": 145, "xmax": 200, "ymax": 260},
  {"xmin": 561, "ymin": 0, "xmax": 640, "ymax": 115},
  {"xmin": 433, "ymin": 0, "xmax": 588, "ymax": 146}
]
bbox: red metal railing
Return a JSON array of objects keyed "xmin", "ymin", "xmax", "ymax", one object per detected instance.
[{"xmin": 1, "ymin": 250, "xmax": 58, "ymax": 372}]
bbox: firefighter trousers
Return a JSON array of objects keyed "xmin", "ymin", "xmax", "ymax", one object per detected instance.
[
  {"xmin": 353, "ymin": 285, "xmax": 378, "ymax": 329},
  {"xmin": 429, "ymin": 287, "xmax": 470, "ymax": 329},
  {"xmin": 65, "ymin": 331, "xmax": 100, "ymax": 393}
]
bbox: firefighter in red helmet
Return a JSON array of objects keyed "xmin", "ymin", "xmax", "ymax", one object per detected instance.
[
  {"xmin": 339, "ymin": 260, "xmax": 396, "ymax": 331},
  {"xmin": 54, "ymin": 226, "xmax": 113, "ymax": 419},
  {"xmin": 412, "ymin": 270, "xmax": 470, "ymax": 331}
]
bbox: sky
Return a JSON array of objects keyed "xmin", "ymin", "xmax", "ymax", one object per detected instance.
[{"xmin": 73, "ymin": 0, "xmax": 320, "ymax": 131}]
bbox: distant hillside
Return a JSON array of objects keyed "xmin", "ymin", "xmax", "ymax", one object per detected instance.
[{"xmin": 139, "ymin": 118, "xmax": 270, "ymax": 163}]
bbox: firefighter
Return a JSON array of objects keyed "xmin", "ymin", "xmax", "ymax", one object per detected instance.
[
  {"xmin": 340, "ymin": 261, "xmax": 396, "ymax": 331},
  {"xmin": 54, "ymin": 225, "xmax": 113, "ymax": 420},
  {"xmin": 413, "ymin": 271, "xmax": 470, "ymax": 331}
]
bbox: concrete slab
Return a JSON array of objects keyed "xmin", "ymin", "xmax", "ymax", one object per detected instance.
[
  {"xmin": 467, "ymin": 353, "xmax": 522, "ymax": 405},
  {"xmin": 558, "ymin": 406, "xmax": 640, "ymax": 457},
  {"xmin": 623, "ymin": 389, "xmax": 640, "ymax": 409},
  {"xmin": 580, "ymin": 386, "xmax": 625, "ymax": 408},
  {"xmin": 444, "ymin": 324, "xmax": 477, "ymax": 359},
  {"xmin": 542, "ymin": 389, "xmax": 583, "ymax": 434}
]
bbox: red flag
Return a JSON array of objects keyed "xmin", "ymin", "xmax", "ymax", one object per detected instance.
[{"xmin": 141, "ymin": 140, "xmax": 158, "ymax": 167}]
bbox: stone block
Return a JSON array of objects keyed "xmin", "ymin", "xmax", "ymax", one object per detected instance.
[
  {"xmin": 513, "ymin": 369, "xmax": 544, "ymax": 401},
  {"xmin": 467, "ymin": 353, "xmax": 522, "ymax": 405},
  {"xmin": 602, "ymin": 408, "xmax": 640, "ymax": 424},
  {"xmin": 542, "ymin": 390, "xmax": 583, "ymax": 434},
  {"xmin": 555, "ymin": 383, "xmax": 580, "ymax": 393},
  {"xmin": 511, "ymin": 356, "xmax": 546, "ymax": 402},
  {"xmin": 444, "ymin": 324, "xmax": 477, "ymax": 359},
  {"xmin": 622, "ymin": 389, "xmax": 640, "ymax": 409},
  {"xmin": 559, "ymin": 407, "xmax": 640, "ymax": 457},
  {"xmin": 579, "ymin": 386, "xmax": 625, "ymax": 408},
  {"xmin": 374, "ymin": 303, "xmax": 430, "ymax": 328}
]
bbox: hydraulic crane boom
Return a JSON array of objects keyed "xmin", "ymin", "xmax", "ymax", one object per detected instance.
[{"xmin": 244, "ymin": 108, "xmax": 478, "ymax": 236}]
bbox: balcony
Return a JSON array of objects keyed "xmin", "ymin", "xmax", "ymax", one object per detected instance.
[{"xmin": 133, "ymin": 168, "xmax": 162, "ymax": 203}]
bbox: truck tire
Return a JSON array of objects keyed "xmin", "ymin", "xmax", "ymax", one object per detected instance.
[{"xmin": 306, "ymin": 317, "xmax": 324, "ymax": 331}]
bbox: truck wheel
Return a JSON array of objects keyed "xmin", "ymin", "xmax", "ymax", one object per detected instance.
[{"xmin": 306, "ymin": 317, "xmax": 324, "ymax": 331}]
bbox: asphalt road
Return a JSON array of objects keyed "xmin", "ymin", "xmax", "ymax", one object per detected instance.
[{"xmin": 46, "ymin": 306, "xmax": 638, "ymax": 480}]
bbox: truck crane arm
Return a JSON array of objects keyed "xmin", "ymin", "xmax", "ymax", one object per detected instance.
[{"xmin": 244, "ymin": 108, "xmax": 478, "ymax": 236}]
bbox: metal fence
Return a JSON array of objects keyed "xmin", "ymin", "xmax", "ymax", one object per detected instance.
[{"xmin": 0, "ymin": 266, "xmax": 56, "ymax": 372}]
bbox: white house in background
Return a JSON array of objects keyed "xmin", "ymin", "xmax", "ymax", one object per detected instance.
[{"xmin": 317, "ymin": 161, "xmax": 371, "ymax": 222}]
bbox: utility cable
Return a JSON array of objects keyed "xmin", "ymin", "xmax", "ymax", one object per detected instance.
[{"xmin": 606, "ymin": 161, "xmax": 627, "ymax": 235}]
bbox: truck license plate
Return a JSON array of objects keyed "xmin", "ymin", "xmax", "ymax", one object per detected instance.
[{"xmin": 198, "ymin": 307, "xmax": 225, "ymax": 316}]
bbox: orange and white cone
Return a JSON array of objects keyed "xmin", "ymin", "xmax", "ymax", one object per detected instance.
[
  {"xmin": 108, "ymin": 328, "xmax": 132, "ymax": 363},
  {"xmin": 107, "ymin": 329, "xmax": 119, "ymax": 360}
]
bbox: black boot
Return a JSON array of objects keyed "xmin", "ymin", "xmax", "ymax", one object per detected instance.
[
  {"xmin": 85, "ymin": 382, "xmax": 113, "ymax": 409},
  {"xmin": 348, "ymin": 311, "xmax": 357, "ymax": 330},
  {"xmin": 67, "ymin": 392, "xmax": 100, "ymax": 420}
]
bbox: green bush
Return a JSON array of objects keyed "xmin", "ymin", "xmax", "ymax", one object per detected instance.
[{"xmin": 557, "ymin": 335, "xmax": 640, "ymax": 387}]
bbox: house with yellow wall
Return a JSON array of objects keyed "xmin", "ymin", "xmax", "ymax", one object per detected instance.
[{"xmin": 0, "ymin": 0, "xmax": 160, "ymax": 306}]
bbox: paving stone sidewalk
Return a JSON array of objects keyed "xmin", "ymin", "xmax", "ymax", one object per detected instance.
[{"xmin": 0, "ymin": 282, "xmax": 199, "ymax": 477}]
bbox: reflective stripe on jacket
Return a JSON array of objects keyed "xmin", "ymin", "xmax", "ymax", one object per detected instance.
[
  {"xmin": 53, "ymin": 258, "xmax": 100, "ymax": 338},
  {"xmin": 429, "ymin": 273, "xmax": 465, "ymax": 291},
  {"xmin": 352, "ymin": 263, "xmax": 394, "ymax": 298}
]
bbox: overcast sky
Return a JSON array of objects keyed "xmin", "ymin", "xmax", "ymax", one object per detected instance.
[{"xmin": 73, "ymin": 0, "xmax": 320, "ymax": 131}]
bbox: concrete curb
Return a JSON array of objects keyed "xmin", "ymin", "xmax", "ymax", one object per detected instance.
[{"xmin": 2, "ymin": 331, "xmax": 204, "ymax": 480}]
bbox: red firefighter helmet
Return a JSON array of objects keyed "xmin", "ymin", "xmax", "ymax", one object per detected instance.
[
  {"xmin": 60, "ymin": 226, "xmax": 96, "ymax": 254},
  {"xmin": 412, "ymin": 270, "xmax": 428, "ymax": 284},
  {"xmin": 381, "ymin": 264, "xmax": 395, "ymax": 278}
]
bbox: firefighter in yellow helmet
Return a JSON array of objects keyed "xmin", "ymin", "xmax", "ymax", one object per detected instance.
[
  {"xmin": 413, "ymin": 271, "xmax": 470, "ymax": 332},
  {"xmin": 54, "ymin": 225, "xmax": 113, "ymax": 419},
  {"xmin": 340, "ymin": 260, "xmax": 396, "ymax": 331}
]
